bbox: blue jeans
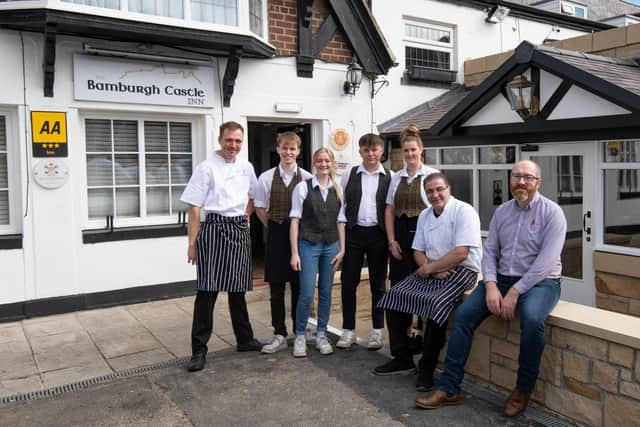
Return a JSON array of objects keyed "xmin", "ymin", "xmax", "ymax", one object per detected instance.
[
  {"xmin": 439, "ymin": 275, "xmax": 560, "ymax": 394},
  {"xmin": 295, "ymin": 239, "xmax": 339, "ymax": 336}
]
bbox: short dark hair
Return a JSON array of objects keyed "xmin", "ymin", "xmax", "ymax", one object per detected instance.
[
  {"xmin": 424, "ymin": 172, "xmax": 449, "ymax": 187},
  {"xmin": 219, "ymin": 121, "xmax": 244, "ymax": 139},
  {"xmin": 358, "ymin": 133, "xmax": 384, "ymax": 148}
]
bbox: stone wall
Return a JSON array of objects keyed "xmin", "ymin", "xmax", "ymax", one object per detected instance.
[
  {"xmin": 268, "ymin": 0, "xmax": 354, "ymax": 63},
  {"xmin": 463, "ymin": 23, "xmax": 640, "ymax": 87},
  {"xmin": 594, "ymin": 252, "xmax": 640, "ymax": 317}
]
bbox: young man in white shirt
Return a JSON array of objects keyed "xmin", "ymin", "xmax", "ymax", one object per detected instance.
[{"xmin": 255, "ymin": 132, "xmax": 312, "ymax": 353}]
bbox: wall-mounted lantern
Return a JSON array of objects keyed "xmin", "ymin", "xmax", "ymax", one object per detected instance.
[
  {"xmin": 505, "ymin": 74, "xmax": 539, "ymax": 118},
  {"xmin": 343, "ymin": 58, "xmax": 363, "ymax": 95}
]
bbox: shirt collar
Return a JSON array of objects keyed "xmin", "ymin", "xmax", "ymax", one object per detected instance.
[
  {"xmin": 399, "ymin": 165, "xmax": 427, "ymax": 178},
  {"xmin": 311, "ymin": 176, "xmax": 333, "ymax": 189},
  {"xmin": 278, "ymin": 164, "xmax": 297, "ymax": 177},
  {"xmin": 357, "ymin": 163, "xmax": 385, "ymax": 176}
]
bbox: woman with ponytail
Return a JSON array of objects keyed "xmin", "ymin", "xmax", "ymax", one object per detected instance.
[{"xmin": 289, "ymin": 147, "xmax": 345, "ymax": 357}]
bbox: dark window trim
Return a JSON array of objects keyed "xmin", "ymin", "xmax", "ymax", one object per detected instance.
[
  {"xmin": 405, "ymin": 65, "xmax": 457, "ymax": 84},
  {"xmin": 82, "ymin": 223, "xmax": 187, "ymax": 244},
  {"xmin": 0, "ymin": 234, "xmax": 22, "ymax": 250},
  {"xmin": 620, "ymin": 192, "xmax": 640, "ymax": 200}
]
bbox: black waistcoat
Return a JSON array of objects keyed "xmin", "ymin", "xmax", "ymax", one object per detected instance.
[{"xmin": 344, "ymin": 165, "xmax": 391, "ymax": 232}]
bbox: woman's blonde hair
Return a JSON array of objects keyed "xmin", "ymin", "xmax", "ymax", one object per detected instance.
[
  {"xmin": 312, "ymin": 147, "xmax": 341, "ymax": 200},
  {"xmin": 400, "ymin": 124, "xmax": 424, "ymax": 150}
]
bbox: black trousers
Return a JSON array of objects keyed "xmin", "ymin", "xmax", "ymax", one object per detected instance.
[
  {"xmin": 386, "ymin": 309, "xmax": 447, "ymax": 376},
  {"xmin": 340, "ymin": 225, "xmax": 388, "ymax": 330},
  {"xmin": 269, "ymin": 281, "xmax": 300, "ymax": 337},
  {"xmin": 191, "ymin": 290, "xmax": 255, "ymax": 355}
]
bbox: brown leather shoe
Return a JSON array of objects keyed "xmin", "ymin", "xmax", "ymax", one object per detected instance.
[
  {"xmin": 415, "ymin": 390, "xmax": 464, "ymax": 409},
  {"xmin": 503, "ymin": 388, "xmax": 531, "ymax": 417}
]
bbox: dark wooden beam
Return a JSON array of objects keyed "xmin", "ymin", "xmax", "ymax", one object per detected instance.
[
  {"xmin": 222, "ymin": 48, "xmax": 241, "ymax": 107},
  {"xmin": 297, "ymin": 0, "xmax": 315, "ymax": 78},
  {"xmin": 312, "ymin": 14, "xmax": 337, "ymax": 56},
  {"xmin": 539, "ymin": 79, "xmax": 572, "ymax": 120},
  {"xmin": 43, "ymin": 22, "xmax": 56, "ymax": 97}
]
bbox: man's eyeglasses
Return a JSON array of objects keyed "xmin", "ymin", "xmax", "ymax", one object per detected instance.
[
  {"xmin": 511, "ymin": 174, "xmax": 539, "ymax": 183},
  {"xmin": 426, "ymin": 185, "xmax": 449, "ymax": 196}
]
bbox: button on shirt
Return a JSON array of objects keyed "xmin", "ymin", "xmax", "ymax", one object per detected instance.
[
  {"xmin": 412, "ymin": 197, "xmax": 482, "ymax": 272},
  {"xmin": 180, "ymin": 152, "xmax": 257, "ymax": 217},
  {"xmin": 482, "ymin": 192, "xmax": 567, "ymax": 294},
  {"xmin": 254, "ymin": 164, "xmax": 313, "ymax": 210},
  {"xmin": 385, "ymin": 164, "xmax": 440, "ymax": 206},
  {"xmin": 289, "ymin": 177, "xmax": 335, "ymax": 218},
  {"xmin": 338, "ymin": 164, "xmax": 392, "ymax": 225}
]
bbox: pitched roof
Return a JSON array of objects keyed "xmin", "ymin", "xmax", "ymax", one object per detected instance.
[{"xmin": 526, "ymin": 0, "xmax": 640, "ymax": 21}]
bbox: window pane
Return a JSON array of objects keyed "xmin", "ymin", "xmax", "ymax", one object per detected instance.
[
  {"xmin": 0, "ymin": 190, "xmax": 8, "ymax": 225},
  {"xmin": 171, "ymin": 185, "xmax": 187, "ymax": 213},
  {"xmin": 86, "ymin": 119, "xmax": 112, "ymax": 152},
  {"xmin": 604, "ymin": 169, "xmax": 640, "ymax": 249},
  {"xmin": 146, "ymin": 154, "xmax": 169, "ymax": 184},
  {"xmin": 404, "ymin": 23, "xmax": 450, "ymax": 44},
  {"xmin": 115, "ymin": 188, "xmax": 140, "ymax": 217},
  {"xmin": 86, "ymin": 154, "xmax": 114, "ymax": 186},
  {"xmin": 146, "ymin": 187, "xmax": 170, "ymax": 215},
  {"xmin": 249, "ymin": 0, "xmax": 263, "ymax": 35},
  {"xmin": 479, "ymin": 170, "xmax": 511, "ymax": 229},
  {"xmin": 441, "ymin": 169, "xmax": 472, "ymax": 205},
  {"xmin": 441, "ymin": 148, "xmax": 472, "ymax": 164},
  {"xmin": 478, "ymin": 146, "xmax": 516, "ymax": 164},
  {"xmin": 424, "ymin": 149, "xmax": 437, "ymax": 165},
  {"xmin": 129, "ymin": 0, "xmax": 183, "ymax": 18},
  {"xmin": 61, "ymin": 0, "xmax": 120, "ymax": 9},
  {"xmin": 171, "ymin": 155, "xmax": 192, "ymax": 184},
  {"xmin": 0, "ymin": 116, "xmax": 6, "ymax": 151},
  {"xmin": 88, "ymin": 188, "xmax": 113, "ymax": 219},
  {"xmin": 113, "ymin": 120, "xmax": 138, "ymax": 152},
  {"xmin": 405, "ymin": 46, "xmax": 450, "ymax": 71},
  {"xmin": 170, "ymin": 123, "xmax": 191, "ymax": 152},
  {"xmin": 114, "ymin": 154, "xmax": 139, "ymax": 185},
  {"xmin": 604, "ymin": 140, "xmax": 639, "ymax": 162},
  {"xmin": 192, "ymin": 0, "xmax": 237, "ymax": 25},
  {"xmin": 145, "ymin": 121, "xmax": 168, "ymax": 152}
]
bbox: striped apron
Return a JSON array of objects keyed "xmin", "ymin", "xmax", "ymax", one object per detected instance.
[
  {"xmin": 377, "ymin": 266, "xmax": 478, "ymax": 326},
  {"xmin": 196, "ymin": 213, "xmax": 252, "ymax": 292}
]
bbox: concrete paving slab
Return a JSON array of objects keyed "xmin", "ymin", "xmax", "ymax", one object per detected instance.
[
  {"xmin": 125, "ymin": 300, "xmax": 187, "ymax": 322},
  {"xmin": 77, "ymin": 306, "xmax": 141, "ymax": 330},
  {"xmin": 40, "ymin": 361, "xmax": 113, "ymax": 389},
  {"xmin": 0, "ymin": 324, "xmax": 27, "ymax": 345},
  {"xmin": 22, "ymin": 314, "xmax": 83, "ymax": 338},
  {"xmin": 0, "ymin": 376, "xmax": 192, "ymax": 427},
  {"xmin": 30, "ymin": 330, "xmax": 103, "ymax": 373},
  {"xmin": 0, "ymin": 375, "xmax": 43, "ymax": 397},
  {"xmin": 0, "ymin": 339, "xmax": 38, "ymax": 380},
  {"xmin": 87, "ymin": 327, "xmax": 163, "ymax": 359},
  {"xmin": 108, "ymin": 348, "xmax": 175, "ymax": 372},
  {"xmin": 143, "ymin": 326, "xmax": 193, "ymax": 358}
]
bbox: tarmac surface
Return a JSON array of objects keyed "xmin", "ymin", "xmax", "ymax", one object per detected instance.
[{"xmin": 0, "ymin": 341, "xmax": 545, "ymax": 427}]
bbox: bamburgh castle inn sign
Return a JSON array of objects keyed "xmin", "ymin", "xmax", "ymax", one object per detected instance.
[{"xmin": 73, "ymin": 55, "xmax": 215, "ymax": 108}]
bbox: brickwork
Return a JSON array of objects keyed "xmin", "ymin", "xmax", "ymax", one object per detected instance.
[
  {"xmin": 463, "ymin": 23, "xmax": 640, "ymax": 87},
  {"xmin": 268, "ymin": 0, "xmax": 353, "ymax": 63}
]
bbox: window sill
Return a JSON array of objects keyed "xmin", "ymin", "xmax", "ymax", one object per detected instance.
[
  {"xmin": 401, "ymin": 75, "xmax": 457, "ymax": 89},
  {"xmin": 82, "ymin": 224, "xmax": 187, "ymax": 244},
  {"xmin": 0, "ymin": 234, "xmax": 22, "ymax": 250}
]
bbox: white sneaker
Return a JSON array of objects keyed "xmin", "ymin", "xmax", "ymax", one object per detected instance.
[
  {"xmin": 315, "ymin": 335, "xmax": 333, "ymax": 355},
  {"xmin": 293, "ymin": 335, "xmax": 307, "ymax": 358},
  {"xmin": 261, "ymin": 334, "xmax": 287, "ymax": 354},
  {"xmin": 368, "ymin": 329, "xmax": 383, "ymax": 350},
  {"xmin": 336, "ymin": 329, "xmax": 356, "ymax": 349}
]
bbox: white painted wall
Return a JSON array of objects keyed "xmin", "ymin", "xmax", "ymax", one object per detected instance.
[{"xmin": 370, "ymin": 0, "xmax": 586, "ymax": 125}]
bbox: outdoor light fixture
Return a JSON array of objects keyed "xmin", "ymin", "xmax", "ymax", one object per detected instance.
[
  {"xmin": 486, "ymin": 5, "xmax": 510, "ymax": 23},
  {"xmin": 343, "ymin": 58, "xmax": 363, "ymax": 95},
  {"xmin": 505, "ymin": 74, "xmax": 539, "ymax": 118}
]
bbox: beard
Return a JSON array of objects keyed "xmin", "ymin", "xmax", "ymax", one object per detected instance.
[{"xmin": 511, "ymin": 186, "xmax": 533, "ymax": 202}]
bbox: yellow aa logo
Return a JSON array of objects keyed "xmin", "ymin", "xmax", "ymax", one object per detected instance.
[{"xmin": 31, "ymin": 111, "xmax": 67, "ymax": 144}]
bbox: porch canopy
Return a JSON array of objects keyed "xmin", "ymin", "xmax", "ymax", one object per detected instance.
[{"xmin": 379, "ymin": 41, "xmax": 640, "ymax": 147}]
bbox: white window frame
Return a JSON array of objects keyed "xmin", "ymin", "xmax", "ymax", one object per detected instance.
[
  {"xmin": 561, "ymin": 1, "xmax": 587, "ymax": 19},
  {"xmin": 423, "ymin": 144, "xmax": 519, "ymax": 236},
  {"xmin": 80, "ymin": 112, "xmax": 198, "ymax": 230},
  {"xmin": 597, "ymin": 139, "xmax": 640, "ymax": 257},
  {"xmin": 0, "ymin": 109, "xmax": 20, "ymax": 235},
  {"xmin": 402, "ymin": 17, "xmax": 456, "ymax": 72}
]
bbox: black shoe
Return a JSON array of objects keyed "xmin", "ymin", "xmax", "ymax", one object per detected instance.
[
  {"xmin": 416, "ymin": 370, "xmax": 434, "ymax": 392},
  {"xmin": 408, "ymin": 334, "xmax": 423, "ymax": 355},
  {"xmin": 374, "ymin": 358, "xmax": 416, "ymax": 376},
  {"xmin": 187, "ymin": 352, "xmax": 206, "ymax": 372},
  {"xmin": 237, "ymin": 339, "xmax": 263, "ymax": 352}
]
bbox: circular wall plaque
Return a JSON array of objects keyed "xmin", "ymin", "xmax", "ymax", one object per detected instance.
[
  {"xmin": 330, "ymin": 128, "xmax": 349, "ymax": 151},
  {"xmin": 33, "ymin": 159, "xmax": 70, "ymax": 189}
]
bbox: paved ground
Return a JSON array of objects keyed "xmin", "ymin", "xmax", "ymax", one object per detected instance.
[
  {"xmin": 0, "ymin": 283, "xmax": 556, "ymax": 426},
  {"xmin": 0, "ymin": 341, "xmax": 544, "ymax": 427}
]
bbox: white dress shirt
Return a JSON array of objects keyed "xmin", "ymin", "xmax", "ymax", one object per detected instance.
[
  {"xmin": 254, "ymin": 164, "xmax": 313, "ymax": 210},
  {"xmin": 412, "ymin": 197, "xmax": 482, "ymax": 272},
  {"xmin": 289, "ymin": 176, "xmax": 335, "ymax": 219},
  {"xmin": 385, "ymin": 164, "xmax": 439, "ymax": 207},
  {"xmin": 180, "ymin": 152, "xmax": 257, "ymax": 217},
  {"xmin": 338, "ymin": 163, "xmax": 393, "ymax": 225}
]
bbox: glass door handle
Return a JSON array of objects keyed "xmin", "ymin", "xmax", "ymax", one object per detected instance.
[{"xmin": 583, "ymin": 211, "xmax": 591, "ymax": 235}]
